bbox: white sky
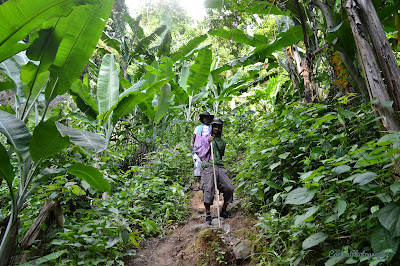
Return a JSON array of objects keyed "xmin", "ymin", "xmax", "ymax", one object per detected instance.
[{"xmin": 125, "ymin": 0, "xmax": 207, "ymax": 21}]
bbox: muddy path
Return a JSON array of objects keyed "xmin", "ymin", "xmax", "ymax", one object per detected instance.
[{"xmin": 127, "ymin": 190, "xmax": 256, "ymax": 265}]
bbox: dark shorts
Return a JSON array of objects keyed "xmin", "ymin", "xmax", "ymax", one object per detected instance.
[{"xmin": 201, "ymin": 165, "xmax": 234, "ymax": 205}]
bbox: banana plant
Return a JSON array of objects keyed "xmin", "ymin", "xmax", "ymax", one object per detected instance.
[
  {"xmin": 173, "ymin": 48, "xmax": 213, "ymax": 131},
  {"xmin": 208, "ymin": 24, "xmax": 304, "ymax": 72},
  {"xmin": 0, "ymin": 0, "xmax": 115, "ymax": 263},
  {"xmin": 0, "ymin": 0, "xmax": 115, "ymax": 120},
  {"xmin": 0, "ymin": 52, "xmax": 30, "ymax": 114},
  {"xmin": 72, "ymin": 53, "xmax": 171, "ymax": 146},
  {"xmin": 0, "ymin": 110, "xmax": 110, "ymax": 264}
]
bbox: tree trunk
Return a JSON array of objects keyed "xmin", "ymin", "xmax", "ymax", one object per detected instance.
[
  {"xmin": 357, "ymin": 0, "xmax": 400, "ymax": 112},
  {"xmin": 19, "ymin": 200, "xmax": 64, "ymax": 263},
  {"xmin": 20, "ymin": 200, "xmax": 64, "ymax": 249},
  {"xmin": 312, "ymin": 0, "xmax": 369, "ymax": 100},
  {"xmin": 294, "ymin": 0, "xmax": 313, "ymax": 102},
  {"xmin": 160, "ymin": 114, "xmax": 168, "ymax": 144},
  {"xmin": 337, "ymin": 48, "xmax": 369, "ymax": 99},
  {"xmin": 286, "ymin": 46, "xmax": 302, "ymax": 100},
  {"xmin": 292, "ymin": 45, "xmax": 313, "ymax": 102},
  {"xmin": 0, "ymin": 218, "xmax": 19, "ymax": 266},
  {"xmin": 346, "ymin": 0, "xmax": 400, "ymax": 131}
]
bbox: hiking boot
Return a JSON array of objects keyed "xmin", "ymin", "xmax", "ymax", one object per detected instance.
[
  {"xmin": 205, "ymin": 215, "xmax": 212, "ymax": 225},
  {"xmin": 220, "ymin": 209, "xmax": 233, "ymax": 218}
]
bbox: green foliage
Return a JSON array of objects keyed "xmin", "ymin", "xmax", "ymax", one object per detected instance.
[
  {"xmin": 231, "ymin": 98, "xmax": 400, "ymax": 264},
  {"xmin": 18, "ymin": 144, "xmax": 191, "ymax": 264},
  {"xmin": 0, "ymin": 0, "xmax": 97, "ymax": 63},
  {"xmin": 2, "ymin": 0, "xmax": 400, "ymax": 264}
]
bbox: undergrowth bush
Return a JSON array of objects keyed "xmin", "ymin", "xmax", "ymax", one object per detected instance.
[
  {"xmin": 14, "ymin": 143, "xmax": 192, "ymax": 265},
  {"xmin": 232, "ymin": 98, "xmax": 400, "ymax": 265}
]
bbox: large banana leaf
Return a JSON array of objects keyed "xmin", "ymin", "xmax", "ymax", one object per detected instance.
[
  {"xmin": 0, "ymin": 143, "xmax": 14, "ymax": 186},
  {"xmin": 69, "ymin": 163, "xmax": 111, "ymax": 194},
  {"xmin": 0, "ymin": 52, "xmax": 30, "ymax": 95},
  {"xmin": 209, "ymin": 29, "xmax": 267, "ymax": 47},
  {"xmin": 159, "ymin": 57, "xmax": 174, "ymax": 80},
  {"xmin": 157, "ymin": 14, "xmax": 172, "ymax": 57},
  {"xmin": 70, "ymin": 79, "xmax": 98, "ymax": 119},
  {"xmin": 144, "ymin": 65, "xmax": 169, "ymax": 80},
  {"xmin": 110, "ymin": 78, "xmax": 170, "ymax": 124},
  {"xmin": 20, "ymin": 63, "xmax": 49, "ymax": 117},
  {"xmin": 21, "ymin": 25, "xmax": 61, "ymax": 115},
  {"xmin": 45, "ymin": 0, "xmax": 114, "ymax": 101},
  {"xmin": 187, "ymin": 49, "xmax": 212, "ymax": 96},
  {"xmin": 29, "ymin": 120, "xmax": 70, "ymax": 163},
  {"xmin": 0, "ymin": 110, "xmax": 31, "ymax": 161},
  {"xmin": 97, "ymin": 54, "xmax": 119, "ymax": 115},
  {"xmin": 211, "ymin": 26, "xmax": 304, "ymax": 78},
  {"xmin": 204, "ymin": 0, "xmax": 291, "ymax": 16},
  {"xmin": 139, "ymin": 98, "xmax": 156, "ymax": 121},
  {"xmin": 0, "ymin": 0, "xmax": 97, "ymax": 63},
  {"xmin": 252, "ymin": 25, "xmax": 304, "ymax": 57},
  {"xmin": 26, "ymin": 25, "xmax": 61, "ymax": 75},
  {"xmin": 171, "ymin": 35, "xmax": 208, "ymax": 61},
  {"xmin": 134, "ymin": 25, "xmax": 167, "ymax": 56},
  {"xmin": 55, "ymin": 122, "xmax": 107, "ymax": 153},
  {"xmin": 101, "ymin": 32, "xmax": 121, "ymax": 54},
  {"xmin": 0, "ymin": 74, "xmax": 14, "ymax": 91},
  {"xmin": 210, "ymin": 57, "xmax": 220, "ymax": 71},
  {"xmin": 124, "ymin": 13, "xmax": 144, "ymax": 39},
  {"xmin": 171, "ymin": 83, "xmax": 188, "ymax": 105},
  {"xmin": 223, "ymin": 72, "xmax": 243, "ymax": 89},
  {"xmin": 154, "ymin": 84, "xmax": 172, "ymax": 124},
  {"xmin": 211, "ymin": 55, "xmax": 251, "ymax": 79},
  {"xmin": 157, "ymin": 31, "xmax": 171, "ymax": 58},
  {"xmin": 179, "ymin": 66, "xmax": 189, "ymax": 93}
]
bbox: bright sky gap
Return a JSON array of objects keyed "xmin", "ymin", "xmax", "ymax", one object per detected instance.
[{"xmin": 126, "ymin": 0, "xmax": 207, "ymax": 21}]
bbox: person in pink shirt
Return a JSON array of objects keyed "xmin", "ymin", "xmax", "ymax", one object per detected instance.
[{"xmin": 189, "ymin": 112, "xmax": 214, "ymax": 191}]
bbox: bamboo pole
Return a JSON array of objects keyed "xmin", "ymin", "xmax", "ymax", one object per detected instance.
[{"xmin": 210, "ymin": 140, "xmax": 221, "ymax": 228}]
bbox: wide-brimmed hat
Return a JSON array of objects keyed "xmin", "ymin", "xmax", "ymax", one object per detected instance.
[
  {"xmin": 199, "ymin": 112, "xmax": 214, "ymax": 123},
  {"xmin": 211, "ymin": 118, "xmax": 223, "ymax": 126}
]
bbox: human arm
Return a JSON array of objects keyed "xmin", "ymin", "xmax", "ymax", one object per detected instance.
[{"xmin": 189, "ymin": 134, "xmax": 196, "ymax": 150}]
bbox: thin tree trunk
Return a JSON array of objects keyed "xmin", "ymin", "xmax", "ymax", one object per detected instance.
[
  {"xmin": 20, "ymin": 200, "xmax": 64, "ymax": 249},
  {"xmin": 346, "ymin": 0, "xmax": 400, "ymax": 131},
  {"xmin": 294, "ymin": 0, "xmax": 313, "ymax": 102},
  {"xmin": 292, "ymin": 45, "xmax": 312, "ymax": 101},
  {"xmin": 160, "ymin": 115, "xmax": 168, "ymax": 144},
  {"xmin": 292, "ymin": 44, "xmax": 303, "ymax": 75},
  {"xmin": 151, "ymin": 122, "xmax": 157, "ymax": 151},
  {"xmin": 286, "ymin": 46, "xmax": 302, "ymax": 100},
  {"xmin": 357, "ymin": 0, "xmax": 400, "ymax": 112},
  {"xmin": 0, "ymin": 218, "xmax": 19, "ymax": 266}
]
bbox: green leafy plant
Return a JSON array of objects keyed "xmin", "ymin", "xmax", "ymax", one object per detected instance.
[
  {"xmin": 231, "ymin": 98, "xmax": 400, "ymax": 264},
  {"xmin": 0, "ymin": 110, "xmax": 111, "ymax": 262}
]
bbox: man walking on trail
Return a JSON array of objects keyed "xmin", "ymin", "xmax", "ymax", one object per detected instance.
[
  {"xmin": 189, "ymin": 112, "xmax": 214, "ymax": 191},
  {"xmin": 194, "ymin": 118, "xmax": 234, "ymax": 225}
]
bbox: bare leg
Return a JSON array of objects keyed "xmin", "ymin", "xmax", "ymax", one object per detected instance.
[
  {"xmin": 204, "ymin": 203, "xmax": 211, "ymax": 214},
  {"xmin": 204, "ymin": 203, "xmax": 212, "ymax": 224}
]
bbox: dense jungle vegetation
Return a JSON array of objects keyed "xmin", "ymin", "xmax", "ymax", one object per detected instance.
[{"xmin": 1, "ymin": 0, "xmax": 400, "ymax": 265}]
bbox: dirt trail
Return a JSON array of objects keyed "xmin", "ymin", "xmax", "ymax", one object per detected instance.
[{"xmin": 127, "ymin": 190, "xmax": 255, "ymax": 265}]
